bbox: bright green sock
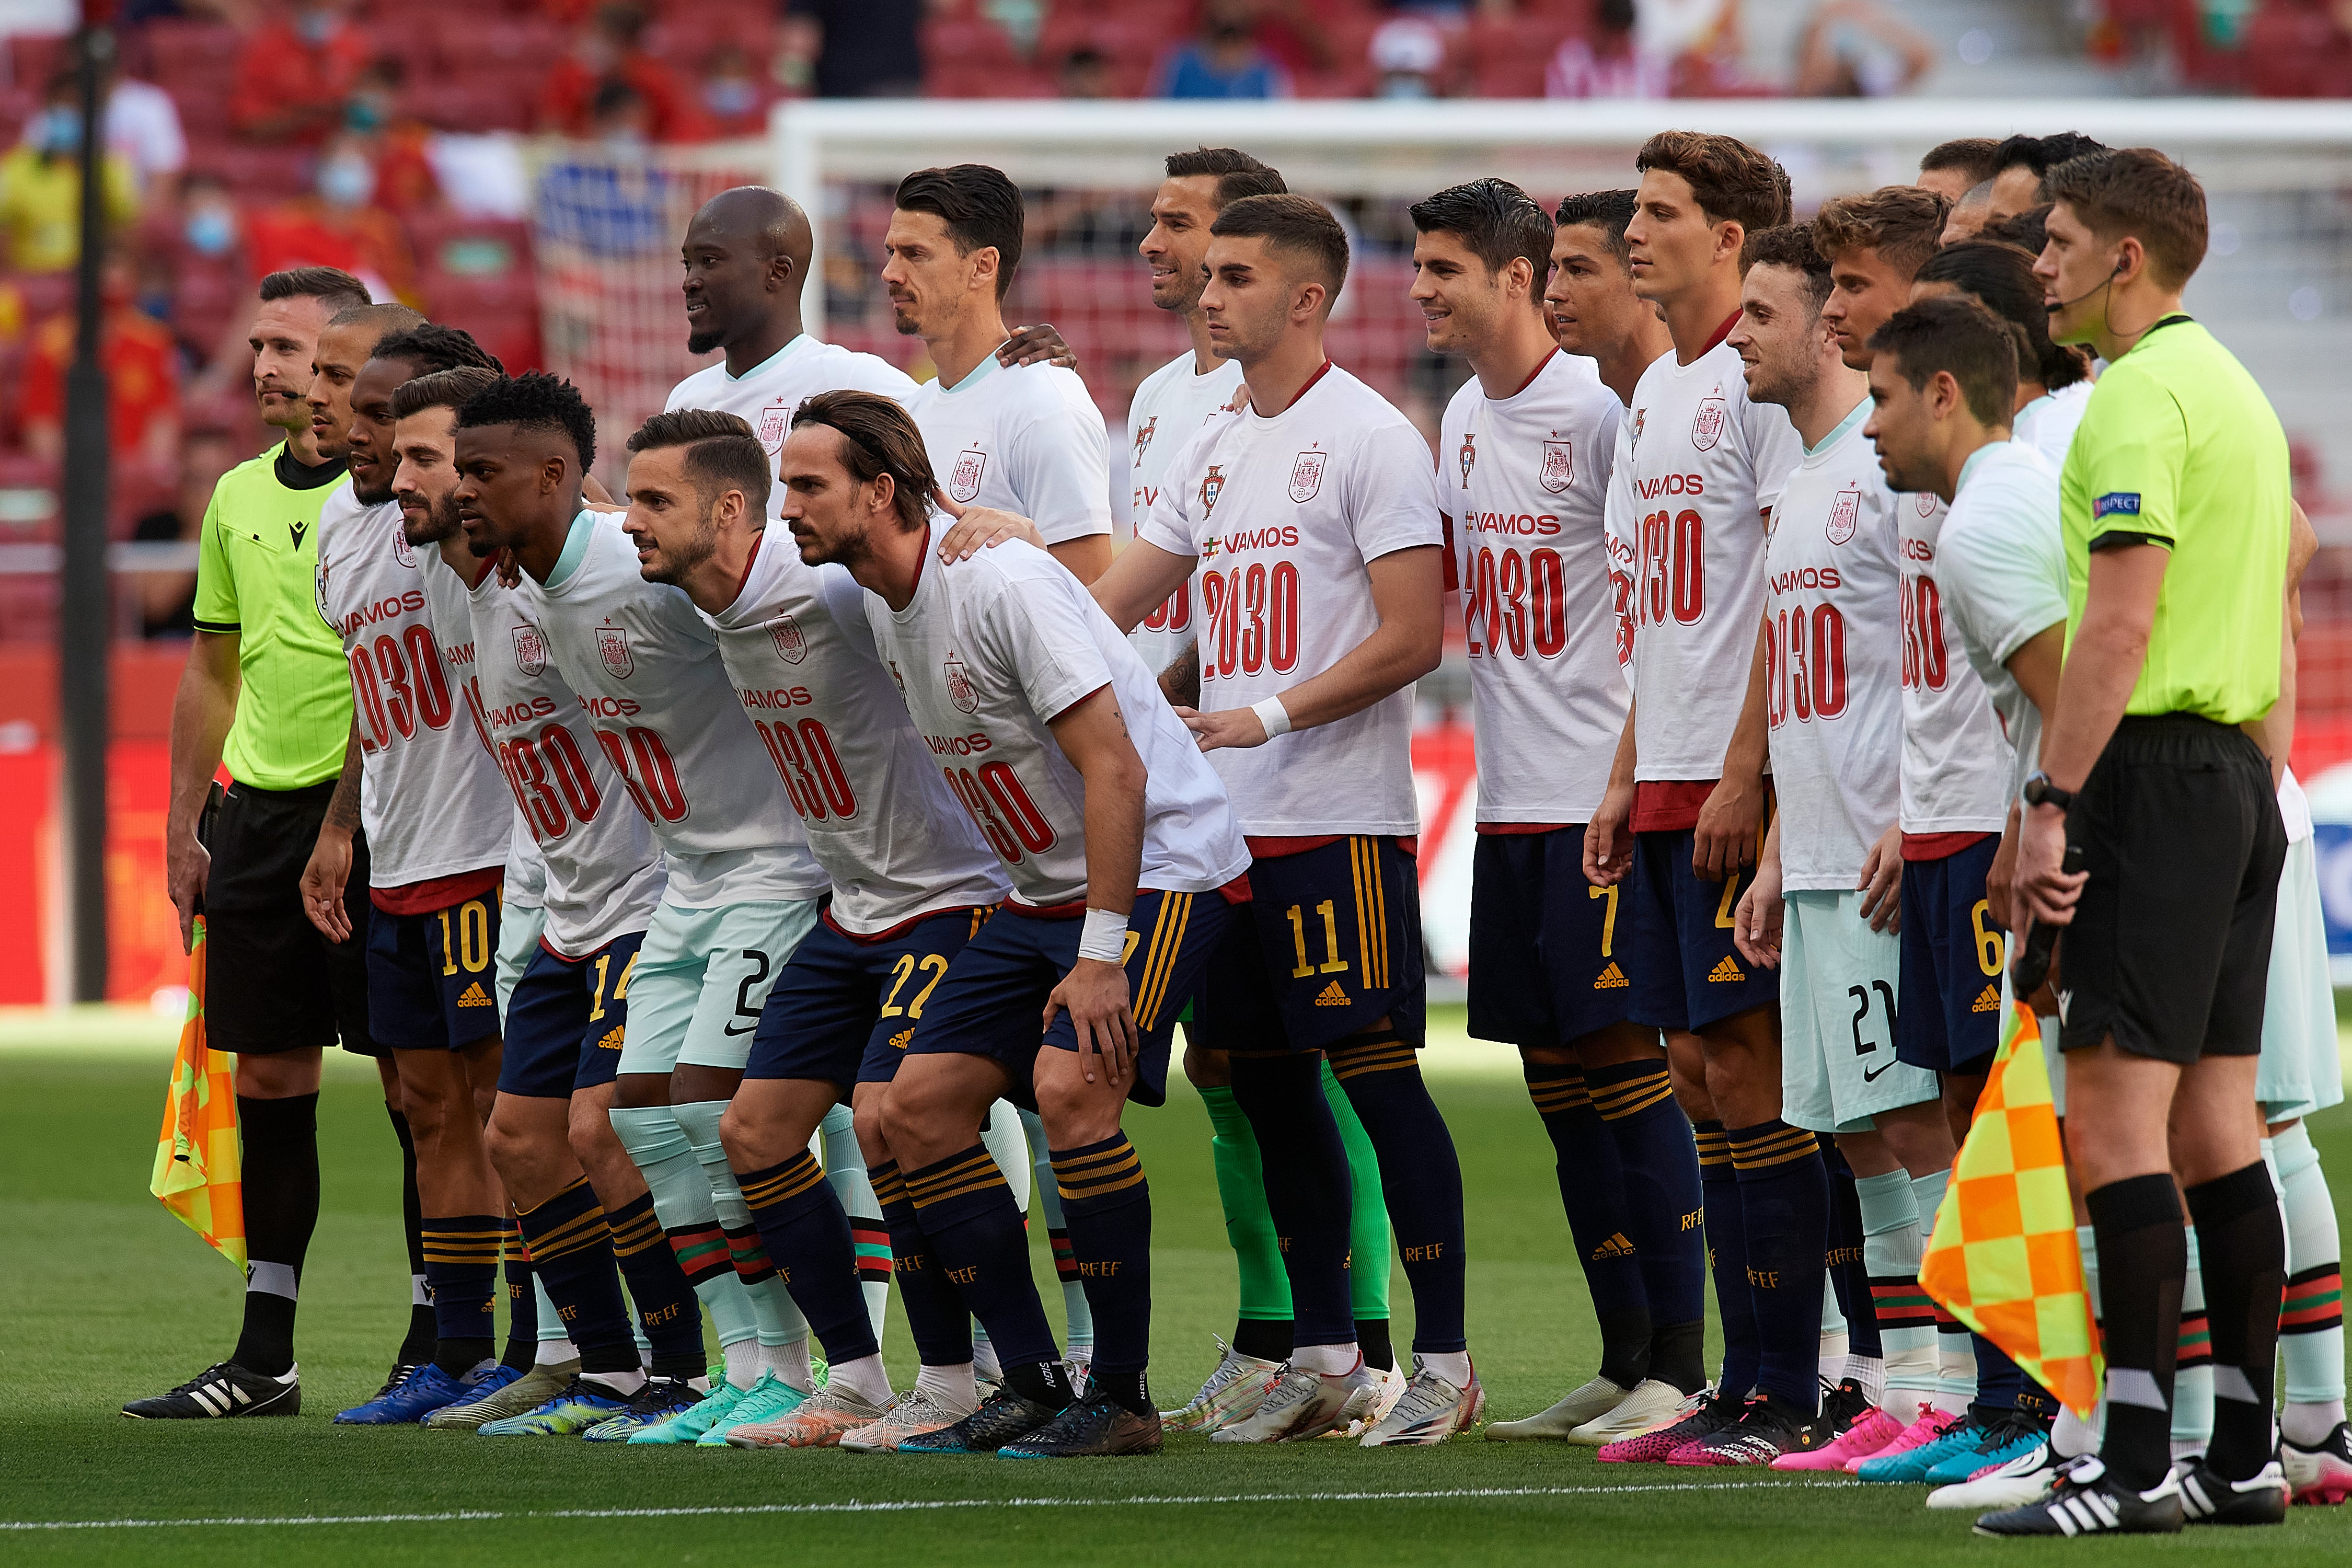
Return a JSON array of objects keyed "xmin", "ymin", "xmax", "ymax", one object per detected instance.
[
  {"xmin": 1325, "ymin": 1059, "xmax": 1392, "ymax": 1323},
  {"xmin": 1202, "ymin": 1085, "xmax": 1292, "ymax": 1321}
]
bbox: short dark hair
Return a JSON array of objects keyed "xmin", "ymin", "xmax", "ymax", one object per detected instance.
[
  {"xmin": 1870, "ymin": 296, "xmax": 2020, "ymax": 427},
  {"xmin": 2045, "ymin": 146, "xmax": 2207, "ymax": 289},
  {"xmin": 626, "ymin": 408, "xmax": 773, "ymax": 513},
  {"xmin": 1209, "ymin": 192, "xmax": 1350, "ymax": 301},
  {"xmin": 259, "ymin": 266, "xmax": 372, "ymax": 315},
  {"xmin": 1410, "ymin": 177, "xmax": 1553, "ymax": 282},
  {"xmin": 1913, "ymin": 240, "xmax": 2090, "ymax": 391},
  {"xmin": 1813, "ymin": 185, "xmax": 1950, "ymax": 281},
  {"xmin": 789, "ymin": 390, "xmax": 938, "ymax": 534},
  {"xmin": 1920, "ymin": 137, "xmax": 2003, "ymax": 187},
  {"xmin": 455, "ymin": 372, "xmax": 596, "ymax": 473},
  {"xmin": 1162, "ymin": 147, "xmax": 1288, "ymax": 208},
  {"xmin": 1553, "ymin": 189, "xmax": 1639, "ymax": 268},
  {"xmin": 1993, "ymin": 131, "xmax": 2109, "ymax": 182},
  {"xmin": 373, "ymin": 322, "xmax": 505, "ymax": 376},
  {"xmin": 1978, "ymin": 203, "xmax": 2052, "ymax": 258},
  {"xmin": 1635, "ymin": 130, "xmax": 1791, "ymax": 233},
  {"xmin": 1738, "ymin": 222, "xmax": 1832, "ymax": 312},
  {"xmin": 392, "ymin": 365, "xmax": 503, "ymax": 421},
  {"xmin": 327, "ymin": 302, "xmax": 425, "ymax": 337},
  {"xmin": 894, "ymin": 164, "xmax": 1025, "ymax": 301}
]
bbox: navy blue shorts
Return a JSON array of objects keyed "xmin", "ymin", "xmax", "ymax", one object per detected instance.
[
  {"xmin": 906, "ymin": 889, "xmax": 1232, "ymax": 1111},
  {"xmin": 1895, "ymin": 836, "xmax": 2004, "ymax": 1074},
  {"xmin": 499, "ymin": 930, "xmax": 646, "ymax": 1099},
  {"xmin": 746, "ymin": 906, "xmax": 996, "ymax": 1095},
  {"xmin": 1625, "ymin": 828, "xmax": 1778, "ymax": 1033},
  {"xmin": 366, "ymin": 889, "xmax": 503, "ymax": 1051},
  {"xmin": 1468, "ymin": 827, "xmax": 1635, "ymax": 1048},
  {"xmin": 1192, "ymin": 836, "xmax": 1426, "ymax": 1055}
]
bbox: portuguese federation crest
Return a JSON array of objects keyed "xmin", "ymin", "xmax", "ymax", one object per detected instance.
[
  {"xmin": 1288, "ymin": 449, "xmax": 1325, "ymax": 504},
  {"xmin": 1691, "ymin": 393, "xmax": 1727, "ymax": 452},
  {"xmin": 512, "ymin": 623, "xmax": 547, "ymax": 676},
  {"xmin": 949, "ymin": 446, "xmax": 987, "ymax": 504},
  {"xmin": 1539, "ymin": 439, "xmax": 1574, "ymax": 494},
  {"xmin": 1457, "ymin": 432, "xmax": 1477, "ymax": 489},
  {"xmin": 1201, "ymin": 464, "xmax": 1226, "ymax": 517},
  {"xmin": 769, "ymin": 614, "xmax": 806, "ymax": 664},
  {"xmin": 1133, "ymin": 416, "xmax": 1159, "ymax": 464},
  {"xmin": 943, "ymin": 655, "xmax": 979, "ymax": 714},
  {"xmin": 1827, "ymin": 484, "xmax": 1860, "ymax": 545},
  {"xmin": 596, "ymin": 624, "xmax": 635, "ymax": 679}
]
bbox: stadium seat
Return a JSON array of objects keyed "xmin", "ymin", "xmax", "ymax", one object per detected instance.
[
  {"xmin": 186, "ymin": 143, "xmax": 317, "ymax": 206},
  {"xmin": 2245, "ymin": 1, "xmax": 2352, "ymax": 95},
  {"xmin": 1461, "ymin": 11, "xmax": 1582, "ymax": 98}
]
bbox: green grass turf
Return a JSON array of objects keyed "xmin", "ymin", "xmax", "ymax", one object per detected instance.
[{"xmin": 4, "ymin": 1009, "xmax": 2350, "ymax": 1566}]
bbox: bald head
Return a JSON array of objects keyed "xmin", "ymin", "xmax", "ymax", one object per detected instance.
[
  {"xmin": 683, "ymin": 186, "xmax": 815, "ymax": 362},
  {"xmin": 694, "ymin": 186, "xmax": 813, "ymax": 269}
]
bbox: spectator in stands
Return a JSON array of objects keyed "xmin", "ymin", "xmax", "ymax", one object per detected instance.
[
  {"xmin": 242, "ymin": 133, "xmax": 419, "ymax": 305},
  {"xmin": 1546, "ymin": 0, "xmax": 1670, "ymax": 97},
  {"xmin": 17, "ymin": 250, "xmax": 181, "ymax": 471},
  {"xmin": 1792, "ymin": 0, "xmax": 1936, "ymax": 95},
  {"xmin": 132, "ymin": 424, "xmax": 239, "ymax": 641},
  {"xmin": 700, "ymin": 43, "xmax": 772, "ymax": 135},
  {"xmin": 1058, "ymin": 45, "xmax": 1115, "ymax": 99},
  {"xmin": 1369, "ymin": 10, "xmax": 1450, "ymax": 98},
  {"xmin": 1915, "ymin": 136, "xmax": 2002, "ymax": 204},
  {"xmin": 101, "ymin": 54, "xmax": 188, "ymax": 212},
  {"xmin": 536, "ymin": 3, "xmax": 712, "ymax": 143},
  {"xmin": 782, "ymin": 0, "xmax": 924, "ymax": 98},
  {"xmin": 180, "ymin": 173, "xmax": 244, "ymax": 265},
  {"xmin": 1154, "ymin": 0, "xmax": 1295, "ymax": 98},
  {"xmin": 340, "ymin": 60, "xmax": 441, "ymax": 217},
  {"xmin": 0, "ymin": 72, "xmax": 140, "ymax": 274},
  {"xmin": 1988, "ymin": 131, "xmax": 2107, "ymax": 220},
  {"xmin": 230, "ymin": 0, "xmax": 370, "ymax": 146}
]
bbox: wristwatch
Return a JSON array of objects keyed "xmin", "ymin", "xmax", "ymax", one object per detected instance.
[{"xmin": 2021, "ymin": 771, "xmax": 2075, "ymax": 814}]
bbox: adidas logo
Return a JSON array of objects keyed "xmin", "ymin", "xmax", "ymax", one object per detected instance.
[
  {"xmin": 457, "ymin": 982, "xmax": 492, "ymax": 1008},
  {"xmin": 889, "ymin": 1028, "xmax": 914, "ymax": 1051},
  {"xmin": 1590, "ymin": 1231, "xmax": 1636, "ymax": 1261},
  {"xmin": 1971, "ymin": 983, "xmax": 2001, "ymax": 1013},
  {"xmin": 595, "ymin": 1027, "xmax": 624, "ymax": 1052},
  {"xmin": 1593, "ymin": 961, "xmax": 1628, "ymax": 990},
  {"xmin": 1313, "ymin": 980, "xmax": 1351, "ymax": 1008},
  {"xmin": 1707, "ymin": 955, "xmax": 1744, "ymax": 983}
]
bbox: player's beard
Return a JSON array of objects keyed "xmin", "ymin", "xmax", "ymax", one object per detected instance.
[
  {"xmin": 407, "ymin": 489, "xmax": 464, "ymax": 550},
  {"xmin": 1746, "ymin": 355, "xmax": 1813, "ymax": 420},
  {"xmin": 687, "ymin": 324, "xmax": 725, "ymax": 356},
  {"xmin": 642, "ymin": 503, "xmax": 717, "ymax": 584}
]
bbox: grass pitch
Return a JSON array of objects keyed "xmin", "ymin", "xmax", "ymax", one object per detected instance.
[{"xmin": 4, "ymin": 1008, "xmax": 2348, "ymax": 1566}]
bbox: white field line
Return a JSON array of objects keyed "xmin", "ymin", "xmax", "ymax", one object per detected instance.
[{"xmin": 3, "ymin": 1479, "xmax": 1856, "ymax": 1532}]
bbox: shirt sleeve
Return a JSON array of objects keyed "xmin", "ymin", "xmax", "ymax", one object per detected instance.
[
  {"xmin": 2067, "ymin": 373, "xmax": 2185, "ymax": 553},
  {"xmin": 1943, "ymin": 486, "xmax": 2070, "ymax": 668},
  {"xmin": 1008, "ymin": 379, "xmax": 1113, "ymax": 544},
  {"xmin": 1135, "ymin": 432, "xmax": 1202, "ymax": 558},
  {"xmin": 1346, "ymin": 420, "xmax": 1444, "ymax": 563},
  {"xmin": 191, "ymin": 488, "xmax": 239, "ymax": 632},
  {"xmin": 818, "ymin": 563, "xmax": 880, "ymax": 660},
  {"xmin": 1744, "ymin": 397, "xmax": 1806, "ymax": 514},
  {"xmin": 1604, "ymin": 414, "xmax": 1637, "ymax": 686},
  {"xmin": 973, "ymin": 559, "xmax": 1116, "ymax": 723}
]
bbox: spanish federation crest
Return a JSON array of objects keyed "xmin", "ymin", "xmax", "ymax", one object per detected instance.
[
  {"xmin": 769, "ymin": 614, "xmax": 806, "ymax": 664},
  {"xmin": 1826, "ymin": 484, "xmax": 1860, "ymax": 545},
  {"xmin": 391, "ymin": 528, "xmax": 415, "ymax": 568},
  {"xmin": 596, "ymin": 624, "xmax": 635, "ymax": 679},
  {"xmin": 1201, "ymin": 464, "xmax": 1226, "ymax": 517},
  {"xmin": 1916, "ymin": 491, "xmax": 1938, "ymax": 518},
  {"xmin": 1539, "ymin": 438, "xmax": 1574, "ymax": 494},
  {"xmin": 1288, "ymin": 449, "xmax": 1325, "ymax": 504},
  {"xmin": 1133, "ymin": 416, "xmax": 1159, "ymax": 464},
  {"xmin": 943, "ymin": 655, "xmax": 978, "ymax": 714},
  {"xmin": 950, "ymin": 446, "xmax": 986, "ymax": 504},
  {"xmin": 756, "ymin": 399, "xmax": 793, "ymax": 452},
  {"xmin": 1691, "ymin": 393, "xmax": 1727, "ymax": 452},
  {"xmin": 1457, "ymin": 432, "xmax": 1477, "ymax": 489},
  {"xmin": 513, "ymin": 622, "xmax": 547, "ymax": 676}
]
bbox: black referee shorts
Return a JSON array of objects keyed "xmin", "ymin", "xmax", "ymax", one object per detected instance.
[
  {"xmin": 2057, "ymin": 714, "xmax": 2286, "ymax": 1064},
  {"xmin": 202, "ymin": 779, "xmax": 381, "ymax": 1058}
]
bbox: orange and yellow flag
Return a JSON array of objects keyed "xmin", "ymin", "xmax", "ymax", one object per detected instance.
[
  {"xmin": 149, "ymin": 919, "xmax": 246, "ymax": 1270},
  {"xmin": 1919, "ymin": 999, "xmax": 2102, "ymax": 1417}
]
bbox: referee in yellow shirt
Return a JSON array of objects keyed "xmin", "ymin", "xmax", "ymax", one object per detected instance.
[
  {"xmin": 1991, "ymin": 151, "xmax": 2292, "ymax": 1535},
  {"xmin": 128, "ymin": 267, "xmax": 383, "ymax": 1421}
]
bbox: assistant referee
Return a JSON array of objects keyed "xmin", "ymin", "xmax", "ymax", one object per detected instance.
[
  {"xmin": 128, "ymin": 267, "xmax": 381, "ymax": 1422},
  {"xmin": 1994, "ymin": 150, "xmax": 2292, "ymax": 1535}
]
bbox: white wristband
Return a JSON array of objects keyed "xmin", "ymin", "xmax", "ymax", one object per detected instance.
[
  {"xmin": 1077, "ymin": 907, "xmax": 1129, "ymax": 963},
  {"xmin": 1252, "ymin": 695, "xmax": 1293, "ymax": 739}
]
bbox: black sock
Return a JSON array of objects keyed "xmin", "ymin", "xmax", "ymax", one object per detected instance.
[
  {"xmin": 1821, "ymin": 1145, "xmax": 1882, "ymax": 1363},
  {"xmin": 1090, "ymin": 1365, "xmax": 1151, "ymax": 1416},
  {"xmin": 232, "ymin": 1093, "xmax": 320, "ymax": 1377},
  {"xmin": 2187, "ymin": 1161, "xmax": 2287, "ymax": 1481},
  {"xmin": 871, "ymin": 1161, "xmax": 972, "ymax": 1369},
  {"xmin": 740, "ymin": 1151, "xmax": 879, "ymax": 1366},
  {"xmin": 1329, "ymin": 1032, "xmax": 1468, "ymax": 1356},
  {"xmin": 514, "ymin": 1176, "xmax": 637, "ymax": 1376},
  {"xmin": 1003, "ymin": 1357, "xmax": 1074, "ymax": 1410},
  {"xmin": 1525, "ymin": 1061, "xmax": 1649, "ymax": 1386},
  {"xmin": 387, "ymin": 1103, "xmax": 434, "ymax": 1366},
  {"xmin": 601, "ymin": 1192, "xmax": 707, "ymax": 1381},
  {"xmin": 1356, "ymin": 1317, "xmax": 1394, "ymax": 1375},
  {"xmin": 1649, "ymin": 1319, "xmax": 1707, "ymax": 1396},
  {"xmin": 1728, "ymin": 1119, "xmax": 1828, "ymax": 1414},
  {"xmin": 1232, "ymin": 1318, "xmax": 1293, "ymax": 1362},
  {"xmin": 1049, "ymin": 1133, "xmax": 1153, "ymax": 1388},
  {"xmin": 905, "ymin": 1144, "xmax": 1059, "ymax": 1369},
  {"xmin": 1228, "ymin": 1052, "xmax": 1357, "ymax": 1348},
  {"xmin": 500, "ymin": 1218, "xmax": 534, "ymax": 1371},
  {"xmin": 2084, "ymin": 1173, "xmax": 2186, "ymax": 1492},
  {"xmin": 422, "ymin": 1212, "xmax": 501, "ymax": 1377},
  {"xmin": 1587, "ymin": 1057, "xmax": 1708, "ymax": 1357},
  {"xmin": 1696, "ymin": 1122, "xmax": 1757, "ymax": 1400}
]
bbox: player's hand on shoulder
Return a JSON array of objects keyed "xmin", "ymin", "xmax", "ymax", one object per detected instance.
[
  {"xmin": 1175, "ymin": 704, "xmax": 1268, "ymax": 753},
  {"xmin": 1857, "ymin": 825, "xmax": 1903, "ymax": 935},
  {"xmin": 998, "ymin": 322, "xmax": 1079, "ymax": 372},
  {"xmin": 935, "ymin": 501, "xmax": 1044, "ymax": 561},
  {"xmin": 1043, "ymin": 957, "xmax": 1136, "ymax": 1085}
]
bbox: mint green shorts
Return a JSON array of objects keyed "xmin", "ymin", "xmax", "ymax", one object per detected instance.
[{"xmin": 618, "ymin": 897, "xmax": 824, "ymax": 1076}]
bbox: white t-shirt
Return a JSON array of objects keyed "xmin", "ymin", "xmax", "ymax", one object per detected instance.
[
  {"xmin": 862, "ymin": 538, "xmax": 1248, "ymax": 908},
  {"xmin": 2013, "ymin": 380, "xmax": 2094, "ymax": 470},
  {"xmin": 905, "ymin": 354, "xmax": 1112, "ymax": 546},
  {"xmin": 314, "ymin": 486, "xmax": 509, "ymax": 890},
  {"xmin": 1761, "ymin": 403, "xmax": 1903, "ymax": 890},
  {"xmin": 1899, "ymin": 487, "xmax": 2013, "ymax": 837},
  {"xmin": 1936, "ymin": 440, "xmax": 2068, "ymax": 805},
  {"xmin": 1439, "ymin": 349, "xmax": 1626, "ymax": 825},
  {"xmin": 106, "ymin": 78, "xmax": 186, "ymax": 183},
  {"xmin": 412, "ymin": 545, "xmax": 548, "ymax": 911},
  {"xmin": 1124, "ymin": 350, "xmax": 1246, "ymax": 678},
  {"xmin": 428, "ymin": 549, "xmax": 665, "ymax": 958},
  {"xmin": 664, "ymin": 335, "xmax": 917, "ymax": 523},
  {"xmin": 514, "ymin": 511, "xmax": 826, "ymax": 907},
  {"xmin": 1608, "ymin": 338, "xmax": 1805, "ymax": 781},
  {"xmin": 1138, "ymin": 363, "xmax": 1444, "ymax": 837},
  {"xmin": 708, "ymin": 532, "xmax": 1009, "ymax": 933}
]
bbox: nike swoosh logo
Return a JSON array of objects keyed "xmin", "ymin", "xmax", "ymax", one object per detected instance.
[
  {"xmin": 723, "ymin": 1022, "xmax": 757, "ymax": 1036},
  {"xmin": 1861, "ymin": 1058, "xmax": 1895, "ymax": 1082}
]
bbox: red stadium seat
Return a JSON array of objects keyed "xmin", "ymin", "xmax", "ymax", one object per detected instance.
[{"xmin": 2245, "ymin": 1, "xmax": 2352, "ymax": 95}]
